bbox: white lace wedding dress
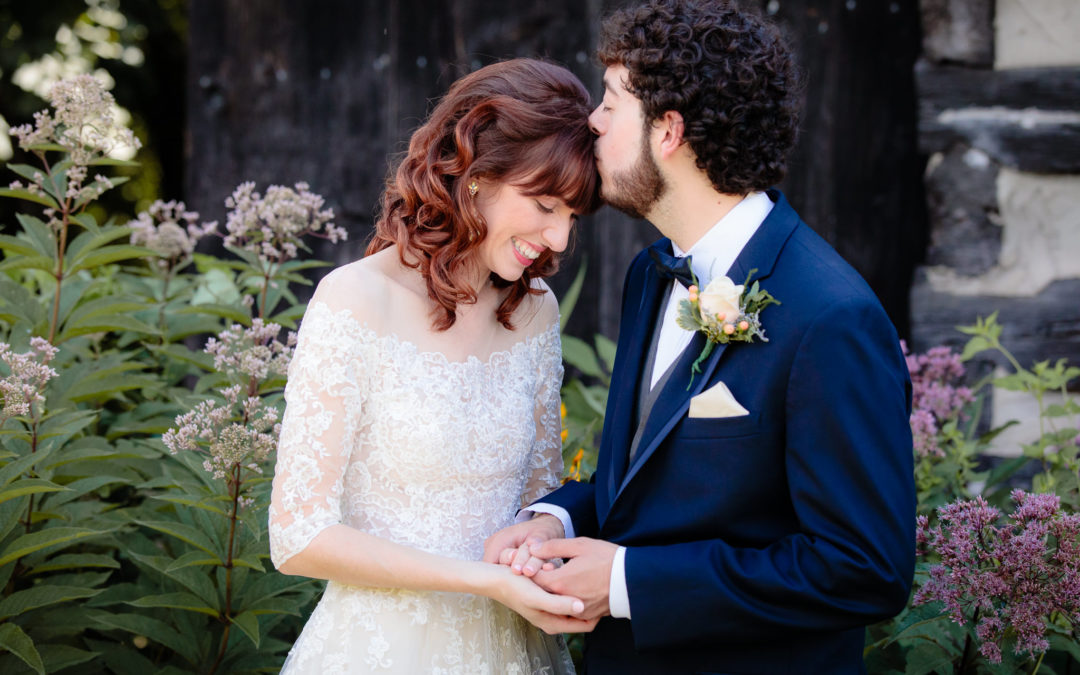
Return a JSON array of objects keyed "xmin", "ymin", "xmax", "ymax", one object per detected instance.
[{"xmin": 269, "ymin": 299, "xmax": 574, "ymax": 674}]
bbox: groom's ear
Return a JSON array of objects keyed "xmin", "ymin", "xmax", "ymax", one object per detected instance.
[{"xmin": 655, "ymin": 110, "xmax": 685, "ymax": 159}]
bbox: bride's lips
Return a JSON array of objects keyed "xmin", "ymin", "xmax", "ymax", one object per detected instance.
[{"xmin": 511, "ymin": 237, "xmax": 544, "ymax": 266}]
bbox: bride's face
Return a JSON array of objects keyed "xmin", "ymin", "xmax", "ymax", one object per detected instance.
[{"xmin": 472, "ymin": 182, "xmax": 577, "ymax": 282}]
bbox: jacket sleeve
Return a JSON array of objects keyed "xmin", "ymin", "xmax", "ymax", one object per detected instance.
[{"xmin": 625, "ymin": 296, "xmax": 916, "ymax": 649}]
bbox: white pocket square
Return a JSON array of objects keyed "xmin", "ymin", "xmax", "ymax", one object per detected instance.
[{"xmin": 688, "ymin": 381, "xmax": 749, "ymax": 418}]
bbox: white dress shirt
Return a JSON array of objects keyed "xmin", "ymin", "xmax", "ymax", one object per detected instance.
[{"xmin": 525, "ymin": 192, "xmax": 774, "ymax": 619}]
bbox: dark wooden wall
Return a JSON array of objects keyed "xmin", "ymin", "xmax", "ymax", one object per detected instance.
[{"xmin": 185, "ymin": 0, "xmax": 926, "ymax": 342}]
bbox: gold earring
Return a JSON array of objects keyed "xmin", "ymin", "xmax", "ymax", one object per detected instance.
[{"xmin": 468, "ymin": 180, "xmax": 479, "ymax": 198}]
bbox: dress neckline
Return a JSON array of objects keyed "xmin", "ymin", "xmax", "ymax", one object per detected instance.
[{"xmin": 306, "ymin": 300, "xmax": 559, "ymax": 368}]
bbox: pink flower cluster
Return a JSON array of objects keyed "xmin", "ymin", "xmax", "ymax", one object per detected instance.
[
  {"xmin": 222, "ymin": 181, "xmax": 346, "ymax": 262},
  {"xmin": 915, "ymin": 490, "xmax": 1080, "ymax": 663},
  {"xmin": 128, "ymin": 199, "xmax": 217, "ymax": 269},
  {"xmin": 0, "ymin": 337, "xmax": 59, "ymax": 421},
  {"xmin": 902, "ymin": 341, "xmax": 975, "ymax": 457},
  {"xmin": 204, "ymin": 319, "xmax": 296, "ymax": 382}
]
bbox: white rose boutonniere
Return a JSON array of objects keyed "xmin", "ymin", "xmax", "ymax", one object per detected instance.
[{"xmin": 676, "ymin": 265, "xmax": 780, "ymax": 388}]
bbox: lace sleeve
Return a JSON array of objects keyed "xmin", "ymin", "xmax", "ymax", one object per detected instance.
[
  {"xmin": 269, "ymin": 301, "xmax": 364, "ymax": 568},
  {"xmin": 520, "ymin": 323, "xmax": 566, "ymax": 508}
]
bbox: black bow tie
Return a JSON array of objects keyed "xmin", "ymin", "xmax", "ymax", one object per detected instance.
[{"xmin": 649, "ymin": 247, "xmax": 695, "ymax": 289}]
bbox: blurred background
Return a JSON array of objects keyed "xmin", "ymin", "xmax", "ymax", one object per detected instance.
[{"xmin": 2, "ymin": 0, "xmax": 1078, "ymax": 440}]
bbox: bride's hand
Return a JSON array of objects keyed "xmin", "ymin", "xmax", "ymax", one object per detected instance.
[
  {"xmin": 490, "ymin": 565, "xmax": 598, "ymax": 635},
  {"xmin": 483, "ymin": 514, "xmax": 563, "ymax": 576}
]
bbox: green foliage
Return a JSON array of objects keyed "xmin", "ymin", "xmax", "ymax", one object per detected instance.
[
  {"xmin": 0, "ymin": 89, "xmax": 323, "ymax": 673},
  {"xmin": 865, "ymin": 312, "xmax": 1080, "ymax": 673}
]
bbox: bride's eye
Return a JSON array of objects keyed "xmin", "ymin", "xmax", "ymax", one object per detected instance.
[{"xmin": 535, "ymin": 200, "xmax": 555, "ymax": 214}]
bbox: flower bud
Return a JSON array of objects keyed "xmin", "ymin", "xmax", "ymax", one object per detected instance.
[
  {"xmin": 723, "ymin": 323, "xmax": 736, "ymax": 335},
  {"xmin": 738, "ymin": 321, "xmax": 749, "ymax": 331}
]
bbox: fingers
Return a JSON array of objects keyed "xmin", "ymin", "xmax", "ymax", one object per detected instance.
[
  {"xmin": 528, "ymin": 536, "xmax": 581, "ymax": 561},
  {"xmin": 510, "ymin": 540, "xmax": 532, "ymax": 574},
  {"xmin": 483, "ymin": 527, "xmax": 524, "ymax": 564},
  {"xmin": 530, "ymin": 613, "xmax": 600, "ymax": 636}
]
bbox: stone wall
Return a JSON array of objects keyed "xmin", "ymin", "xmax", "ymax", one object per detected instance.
[{"xmin": 912, "ymin": 0, "xmax": 1080, "ymax": 453}]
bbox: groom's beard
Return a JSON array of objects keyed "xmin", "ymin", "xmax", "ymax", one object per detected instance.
[{"xmin": 601, "ymin": 127, "xmax": 666, "ymax": 220}]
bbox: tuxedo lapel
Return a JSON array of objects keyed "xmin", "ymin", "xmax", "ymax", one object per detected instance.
[
  {"xmin": 613, "ymin": 191, "xmax": 801, "ymax": 500},
  {"xmin": 597, "ymin": 246, "xmax": 670, "ymax": 523}
]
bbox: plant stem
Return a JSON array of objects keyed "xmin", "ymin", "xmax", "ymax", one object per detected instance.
[
  {"xmin": 1031, "ymin": 650, "xmax": 1045, "ymax": 675},
  {"xmin": 208, "ymin": 463, "xmax": 242, "ymax": 675},
  {"xmin": 958, "ymin": 607, "xmax": 979, "ymax": 673}
]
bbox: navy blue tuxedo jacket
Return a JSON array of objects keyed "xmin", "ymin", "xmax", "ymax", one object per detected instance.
[{"xmin": 541, "ymin": 192, "xmax": 915, "ymax": 674}]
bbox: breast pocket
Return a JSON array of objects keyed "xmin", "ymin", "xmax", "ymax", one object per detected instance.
[{"xmin": 679, "ymin": 410, "xmax": 762, "ymax": 439}]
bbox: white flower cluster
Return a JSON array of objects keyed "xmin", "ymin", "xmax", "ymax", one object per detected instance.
[
  {"xmin": 10, "ymin": 74, "xmax": 141, "ymax": 165},
  {"xmin": 223, "ymin": 181, "xmax": 346, "ymax": 262},
  {"xmin": 128, "ymin": 199, "xmax": 217, "ymax": 269},
  {"xmin": 0, "ymin": 337, "xmax": 59, "ymax": 421},
  {"xmin": 162, "ymin": 384, "xmax": 280, "ymax": 502},
  {"xmin": 203, "ymin": 319, "xmax": 296, "ymax": 382}
]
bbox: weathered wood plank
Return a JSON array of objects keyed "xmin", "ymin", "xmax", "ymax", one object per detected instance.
[{"xmin": 910, "ymin": 275, "xmax": 1080, "ymax": 375}]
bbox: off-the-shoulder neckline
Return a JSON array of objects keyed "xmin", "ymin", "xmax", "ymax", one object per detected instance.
[{"xmin": 304, "ymin": 300, "xmax": 560, "ymax": 368}]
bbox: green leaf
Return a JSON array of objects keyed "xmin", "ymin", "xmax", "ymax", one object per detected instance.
[
  {"xmin": 0, "ymin": 526, "xmax": 110, "ymax": 567},
  {"xmin": 959, "ymin": 335, "xmax": 992, "ymax": 361},
  {"xmin": 0, "ymin": 446, "xmax": 58, "ymax": 487},
  {"xmin": 0, "ymin": 253, "xmax": 55, "ymax": 274},
  {"xmin": 595, "ymin": 334, "xmax": 617, "ymax": 374},
  {"xmin": 232, "ymin": 610, "xmax": 261, "ymax": 647},
  {"xmin": 67, "ymin": 244, "xmax": 159, "ymax": 275},
  {"xmin": 62, "ymin": 223, "xmax": 131, "ymax": 260},
  {"xmin": 0, "ymin": 478, "xmax": 70, "ymax": 506},
  {"xmin": 0, "ymin": 187, "xmax": 59, "ymax": 208},
  {"xmin": 0, "ymin": 623, "xmax": 44, "ymax": 675},
  {"xmin": 86, "ymin": 611, "xmax": 198, "ymax": 664},
  {"xmin": 175, "ymin": 302, "xmax": 250, "ymax": 325},
  {"xmin": 558, "ymin": 260, "xmax": 587, "ymax": 331},
  {"xmin": 33, "ymin": 644, "xmax": 98, "ymax": 673},
  {"xmin": 28, "ymin": 553, "xmax": 120, "ymax": 574},
  {"xmin": 165, "ymin": 550, "xmax": 222, "ymax": 572},
  {"xmin": 902, "ymin": 641, "xmax": 956, "ymax": 675},
  {"xmin": 40, "ymin": 475, "xmax": 130, "ymax": 508},
  {"xmin": 0, "ymin": 584, "xmax": 103, "ymax": 621},
  {"xmin": 135, "ymin": 520, "xmax": 222, "ymax": 560},
  {"xmin": 126, "ymin": 592, "xmax": 218, "ymax": 617},
  {"xmin": 0, "ymin": 234, "xmax": 43, "ymax": 258},
  {"xmin": 150, "ymin": 495, "xmax": 228, "ymax": 516},
  {"xmin": 14, "ymin": 213, "xmax": 56, "ymax": 258},
  {"xmin": 562, "ymin": 335, "xmax": 603, "ymax": 378}
]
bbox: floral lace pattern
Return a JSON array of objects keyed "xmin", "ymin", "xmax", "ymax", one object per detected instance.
[{"xmin": 269, "ymin": 300, "xmax": 570, "ymax": 673}]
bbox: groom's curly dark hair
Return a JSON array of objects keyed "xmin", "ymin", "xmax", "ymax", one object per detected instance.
[{"xmin": 598, "ymin": 0, "xmax": 802, "ymax": 194}]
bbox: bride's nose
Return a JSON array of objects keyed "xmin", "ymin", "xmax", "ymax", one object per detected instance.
[{"xmin": 543, "ymin": 217, "xmax": 572, "ymax": 253}]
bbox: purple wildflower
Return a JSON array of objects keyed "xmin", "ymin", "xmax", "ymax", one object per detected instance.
[{"xmin": 915, "ymin": 490, "xmax": 1080, "ymax": 663}]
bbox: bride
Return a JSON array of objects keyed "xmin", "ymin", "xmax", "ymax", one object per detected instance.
[{"xmin": 268, "ymin": 58, "xmax": 600, "ymax": 673}]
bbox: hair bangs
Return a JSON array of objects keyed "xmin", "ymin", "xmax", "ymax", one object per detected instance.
[{"xmin": 511, "ymin": 131, "xmax": 600, "ymax": 215}]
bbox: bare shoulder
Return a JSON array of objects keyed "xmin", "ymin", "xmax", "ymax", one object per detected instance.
[
  {"xmin": 308, "ymin": 249, "xmax": 404, "ymax": 326},
  {"xmin": 513, "ymin": 277, "xmax": 561, "ymax": 335}
]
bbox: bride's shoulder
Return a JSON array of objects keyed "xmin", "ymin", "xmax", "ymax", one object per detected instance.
[
  {"xmin": 513, "ymin": 277, "xmax": 561, "ymax": 335},
  {"xmin": 307, "ymin": 249, "xmax": 412, "ymax": 326}
]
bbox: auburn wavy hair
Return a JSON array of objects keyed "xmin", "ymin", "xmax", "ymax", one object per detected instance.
[
  {"xmin": 598, "ymin": 0, "xmax": 801, "ymax": 194},
  {"xmin": 367, "ymin": 58, "xmax": 600, "ymax": 331}
]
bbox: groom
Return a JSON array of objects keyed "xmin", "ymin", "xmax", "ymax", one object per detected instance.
[{"xmin": 484, "ymin": 1, "xmax": 915, "ymax": 672}]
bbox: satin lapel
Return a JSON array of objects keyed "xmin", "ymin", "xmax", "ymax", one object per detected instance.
[
  {"xmin": 613, "ymin": 190, "xmax": 801, "ymax": 498},
  {"xmin": 597, "ymin": 248, "xmax": 669, "ymax": 523},
  {"xmin": 617, "ymin": 328, "xmax": 727, "ymax": 493}
]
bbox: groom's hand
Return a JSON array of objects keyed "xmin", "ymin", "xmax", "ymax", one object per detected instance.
[
  {"xmin": 529, "ymin": 537, "xmax": 618, "ymax": 623},
  {"xmin": 482, "ymin": 514, "xmax": 564, "ymax": 576}
]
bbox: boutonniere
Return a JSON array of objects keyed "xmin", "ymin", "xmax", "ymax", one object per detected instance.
[{"xmin": 676, "ymin": 267, "xmax": 780, "ymax": 388}]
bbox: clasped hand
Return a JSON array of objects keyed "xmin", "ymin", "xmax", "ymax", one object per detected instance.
[{"xmin": 483, "ymin": 515, "xmax": 618, "ymax": 630}]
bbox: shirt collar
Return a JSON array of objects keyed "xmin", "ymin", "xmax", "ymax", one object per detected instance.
[{"xmin": 671, "ymin": 191, "xmax": 774, "ymax": 286}]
